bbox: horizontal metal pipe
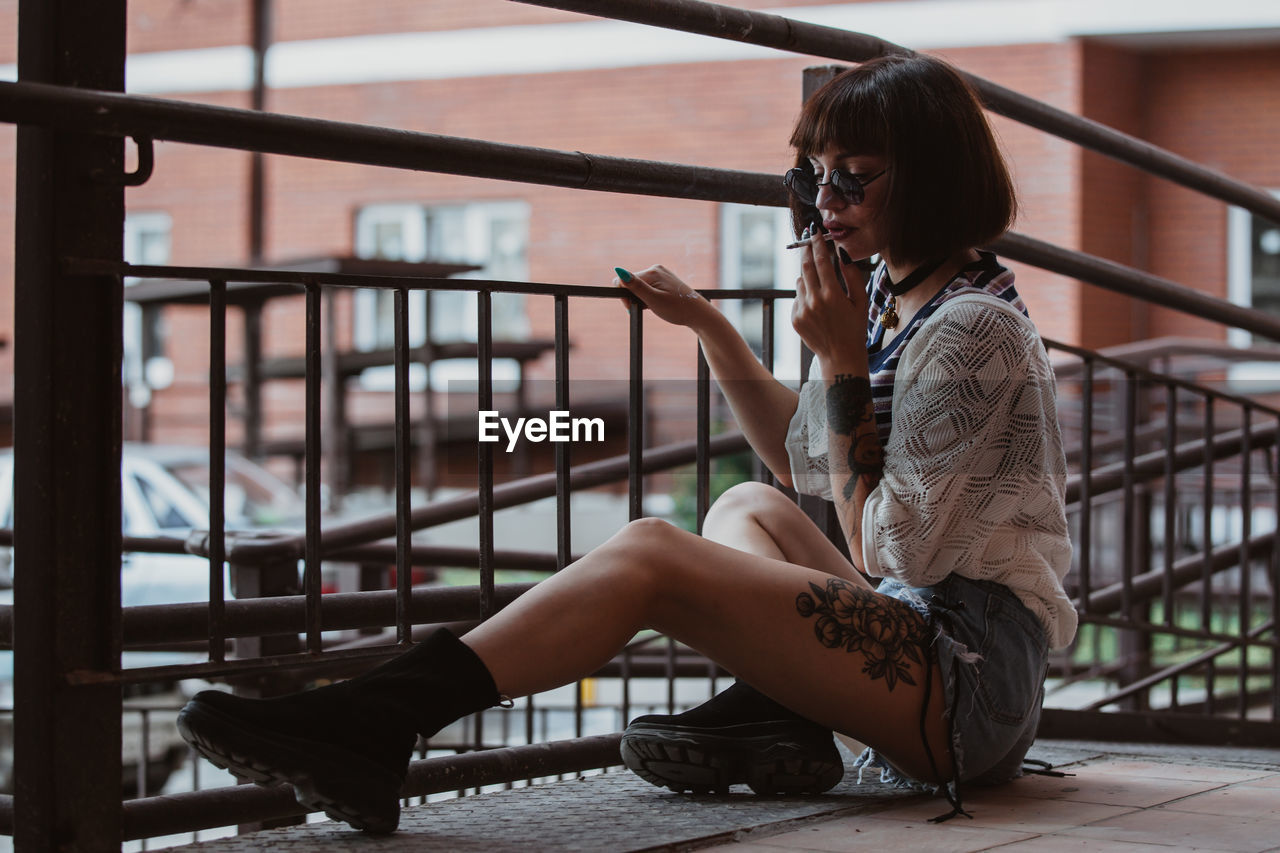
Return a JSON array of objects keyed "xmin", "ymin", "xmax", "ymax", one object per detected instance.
[
  {"xmin": 0, "ymin": 584, "xmax": 534, "ymax": 660},
  {"xmin": 0, "ymin": 80, "xmax": 781, "ymax": 206},
  {"xmin": 328, "ymin": 543, "xmax": 587, "ymax": 571},
  {"xmin": 1082, "ymin": 531, "xmax": 1275, "ymax": 614},
  {"xmin": 61, "ymin": 201, "xmax": 1280, "ymax": 350},
  {"xmin": 119, "ymin": 583, "xmax": 536, "ymax": 648},
  {"xmin": 193, "ymin": 432, "xmax": 751, "ymax": 563},
  {"xmin": 117, "ymin": 734, "xmax": 623, "ymax": 841},
  {"xmin": 1083, "ymin": 619, "xmax": 1275, "ymax": 711},
  {"xmin": 1065, "ymin": 420, "xmax": 1279, "ymax": 506},
  {"xmin": 510, "ymin": 0, "xmax": 1280, "ymax": 225},
  {"xmin": 68, "ymin": 258, "xmax": 794, "ymax": 302},
  {"xmin": 995, "ymin": 233, "xmax": 1280, "ymax": 342}
]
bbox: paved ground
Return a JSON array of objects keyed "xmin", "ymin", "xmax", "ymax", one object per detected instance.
[{"xmin": 167, "ymin": 740, "xmax": 1280, "ymax": 852}]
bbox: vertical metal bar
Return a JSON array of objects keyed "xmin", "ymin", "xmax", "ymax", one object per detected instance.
[
  {"xmin": 756, "ymin": 299, "xmax": 775, "ymax": 486},
  {"xmin": 1121, "ymin": 372, "xmax": 1137, "ymax": 614},
  {"xmin": 304, "ymin": 282, "xmax": 323, "ymax": 652},
  {"xmin": 1078, "ymin": 359, "xmax": 1094, "ymax": 610},
  {"xmin": 1239, "ymin": 404, "xmax": 1252, "ymax": 718},
  {"xmin": 248, "ymin": 0, "xmax": 271, "ymax": 263},
  {"xmin": 322, "ymin": 288, "xmax": 345, "ymax": 512},
  {"xmin": 695, "ymin": 343, "xmax": 710, "ymax": 534},
  {"xmin": 394, "ymin": 287, "xmax": 413, "ymax": 643},
  {"xmin": 621, "ymin": 645, "xmax": 632, "ymax": 726},
  {"xmin": 137, "ymin": 710, "xmax": 151, "ymax": 800},
  {"xmin": 13, "ymin": 1, "xmax": 126, "ymax": 847},
  {"xmin": 554, "ymin": 292, "xmax": 581, "ymax": 736},
  {"xmin": 1203, "ymin": 396, "xmax": 1216, "ymax": 713},
  {"xmin": 208, "ymin": 280, "xmax": 228, "ymax": 662},
  {"xmin": 761, "ymin": 298, "xmax": 775, "ymax": 374},
  {"xmin": 418, "ymin": 292, "xmax": 439, "ymax": 497},
  {"xmin": 1163, "ymin": 382, "xmax": 1176, "ymax": 628},
  {"xmin": 666, "ymin": 638, "xmax": 677, "ymax": 714},
  {"xmin": 555, "ymin": 294, "xmax": 571, "ymax": 569},
  {"xmin": 1203, "ymin": 397, "xmax": 1216, "ymax": 628},
  {"xmin": 628, "ymin": 299, "xmax": 644, "ymax": 521},
  {"xmin": 242, "ymin": 301, "xmax": 265, "ymax": 461},
  {"xmin": 478, "ymin": 290, "xmax": 496, "ymax": 619},
  {"xmin": 1272, "ymin": 429, "xmax": 1280, "ymax": 721}
]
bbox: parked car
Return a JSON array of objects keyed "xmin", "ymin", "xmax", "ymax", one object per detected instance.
[{"xmin": 0, "ymin": 443, "xmax": 325, "ymax": 796}]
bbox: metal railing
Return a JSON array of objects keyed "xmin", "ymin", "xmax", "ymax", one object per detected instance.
[
  {"xmin": 1045, "ymin": 341, "xmax": 1280, "ymax": 738},
  {"xmin": 4, "ymin": 0, "xmax": 1278, "ymax": 848}
]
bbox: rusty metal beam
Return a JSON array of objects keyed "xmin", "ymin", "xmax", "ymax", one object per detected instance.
[
  {"xmin": 509, "ymin": 0, "xmax": 1280, "ymax": 226},
  {"xmin": 13, "ymin": 1, "xmax": 126, "ymax": 849},
  {"xmin": 0, "ymin": 80, "xmax": 779, "ymax": 206}
]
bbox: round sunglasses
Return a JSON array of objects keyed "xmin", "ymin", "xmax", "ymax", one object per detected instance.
[{"xmin": 783, "ymin": 167, "xmax": 887, "ymax": 207}]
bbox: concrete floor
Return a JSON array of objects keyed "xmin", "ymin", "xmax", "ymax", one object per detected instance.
[{"xmin": 164, "ymin": 740, "xmax": 1280, "ymax": 852}]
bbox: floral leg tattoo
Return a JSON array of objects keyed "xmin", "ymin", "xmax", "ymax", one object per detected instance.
[
  {"xmin": 826, "ymin": 375, "xmax": 883, "ymax": 501},
  {"xmin": 795, "ymin": 577, "xmax": 929, "ymax": 691}
]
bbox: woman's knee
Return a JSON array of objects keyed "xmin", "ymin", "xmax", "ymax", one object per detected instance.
[
  {"xmin": 705, "ymin": 481, "xmax": 789, "ymax": 524},
  {"xmin": 602, "ymin": 516, "xmax": 691, "ymax": 563}
]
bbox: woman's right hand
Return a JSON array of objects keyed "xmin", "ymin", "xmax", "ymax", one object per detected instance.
[{"xmin": 614, "ymin": 265, "xmax": 717, "ymax": 330}]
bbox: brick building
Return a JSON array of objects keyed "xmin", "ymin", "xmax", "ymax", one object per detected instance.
[{"xmin": 0, "ymin": 0, "xmax": 1277, "ymax": 484}]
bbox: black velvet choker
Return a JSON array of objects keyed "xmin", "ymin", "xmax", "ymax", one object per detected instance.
[{"xmin": 878, "ymin": 257, "xmax": 948, "ymax": 331}]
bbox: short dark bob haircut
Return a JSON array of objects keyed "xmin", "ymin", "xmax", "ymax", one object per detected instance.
[{"xmin": 789, "ymin": 54, "xmax": 1016, "ymax": 265}]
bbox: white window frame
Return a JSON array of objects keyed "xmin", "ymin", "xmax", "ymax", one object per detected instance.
[
  {"xmin": 353, "ymin": 203, "xmax": 429, "ymax": 351},
  {"xmin": 1226, "ymin": 190, "xmax": 1280, "ymax": 388},
  {"xmin": 123, "ymin": 211, "xmax": 174, "ymax": 407},
  {"xmin": 353, "ymin": 200, "xmax": 531, "ymax": 392},
  {"xmin": 719, "ymin": 204, "xmax": 802, "ymax": 384}
]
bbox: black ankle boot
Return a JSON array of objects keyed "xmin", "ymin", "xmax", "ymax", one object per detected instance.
[
  {"xmin": 177, "ymin": 628, "xmax": 502, "ymax": 834},
  {"xmin": 621, "ymin": 681, "xmax": 843, "ymax": 795}
]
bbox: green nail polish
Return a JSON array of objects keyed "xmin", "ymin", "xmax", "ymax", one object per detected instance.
[{"xmin": 614, "ymin": 267, "xmax": 633, "ymax": 283}]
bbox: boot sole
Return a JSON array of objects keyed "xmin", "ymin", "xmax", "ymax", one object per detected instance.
[
  {"xmin": 177, "ymin": 699, "xmax": 403, "ymax": 834},
  {"xmin": 620, "ymin": 722, "xmax": 843, "ymax": 795}
]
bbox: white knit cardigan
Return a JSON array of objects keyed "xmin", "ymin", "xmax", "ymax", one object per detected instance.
[{"xmin": 785, "ymin": 293, "xmax": 1078, "ymax": 649}]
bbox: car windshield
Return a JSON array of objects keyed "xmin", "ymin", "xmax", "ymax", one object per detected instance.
[{"xmin": 163, "ymin": 458, "xmax": 304, "ymax": 528}]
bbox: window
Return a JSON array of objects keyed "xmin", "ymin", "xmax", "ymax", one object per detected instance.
[
  {"xmin": 123, "ymin": 212, "xmax": 174, "ymax": 408},
  {"xmin": 353, "ymin": 201, "xmax": 530, "ymax": 390},
  {"xmin": 132, "ymin": 473, "xmax": 196, "ymax": 532},
  {"xmin": 720, "ymin": 204, "xmax": 802, "ymax": 383},
  {"xmin": 1227, "ymin": 192, "xmax": 1280, "ymax": 385}
]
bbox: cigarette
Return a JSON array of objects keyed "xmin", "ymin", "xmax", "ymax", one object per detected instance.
[{"xmin": 786, "ymin": 236, "xmax": 832, "ymax": 250}]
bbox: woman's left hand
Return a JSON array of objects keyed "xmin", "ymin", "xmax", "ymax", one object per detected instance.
[{"xmin": 791, "ymin": 231, "xmax": 871, "ymax": 364}]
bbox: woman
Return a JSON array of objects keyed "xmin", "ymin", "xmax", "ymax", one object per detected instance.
[{"xmin": 178, "ymin": 53, "xmax": 1075, "ymax": 834}]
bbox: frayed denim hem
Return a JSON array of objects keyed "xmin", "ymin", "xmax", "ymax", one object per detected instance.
[{"xmin": 867, "ymin": 575, "xmax": 1046, "ymax": 794}]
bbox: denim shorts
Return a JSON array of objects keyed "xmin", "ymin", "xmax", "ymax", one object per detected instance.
[{"xmin": 852, "ymin": 573, "xmax": 1050, "ymax": 790}]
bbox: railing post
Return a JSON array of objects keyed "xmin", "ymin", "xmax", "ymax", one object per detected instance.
[
  {"xmin": 229, "ymin": 557, "xmax": 304, "ymax": 832},
  {"xmin": 12, "ymin": 1, "xmax": 127, "ymax": 849}
]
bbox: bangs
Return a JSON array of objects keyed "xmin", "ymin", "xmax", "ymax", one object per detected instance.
[{"xmin": 789, "ymin": 69, "xmax": 889, "ymax": 159}]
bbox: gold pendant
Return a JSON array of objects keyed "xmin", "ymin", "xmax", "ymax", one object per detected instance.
[{"xmin": 880, "ymin": 297, "xmax": 899, "ymax": 330}]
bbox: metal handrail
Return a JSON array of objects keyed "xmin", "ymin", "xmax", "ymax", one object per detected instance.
[
  {"xmin": 509, "ymin": 0, "xmax": 1280, "ymax": 226},
  {"xmin": 0, "ymin": 83, "xmax": 1267, "ymax": 340}
]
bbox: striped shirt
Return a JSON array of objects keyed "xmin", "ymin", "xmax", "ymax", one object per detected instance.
[{"xmin": 865, "ymin": 251, "xmax": 1027, "ymax": 445}]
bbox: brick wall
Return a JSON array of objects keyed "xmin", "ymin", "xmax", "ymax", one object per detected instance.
[
  {"xmin": 1078, "ymin": 40, "xmax": 1146, "ymax": 350},
  {"xmin": 1141, "ymin": 46, "xmax": 1280, "ymax": 342}
]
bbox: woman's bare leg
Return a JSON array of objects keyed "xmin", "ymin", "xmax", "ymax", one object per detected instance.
[
  {"xmin": 702, "ymin": 481, "xmax": 867, "ymax": 584},
  {"xmin": 462, "ymin": 517, "xmax": 951, "ymax": 782}
]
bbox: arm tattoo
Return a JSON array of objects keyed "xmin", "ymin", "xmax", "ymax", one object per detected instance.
[
  {"xmin": 826, "ymin": 374, "xmax": 884, "ymax": 500},
  {"xmin": 795, "ymin": 577, "xmax": 928, "ymax": 691}
]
